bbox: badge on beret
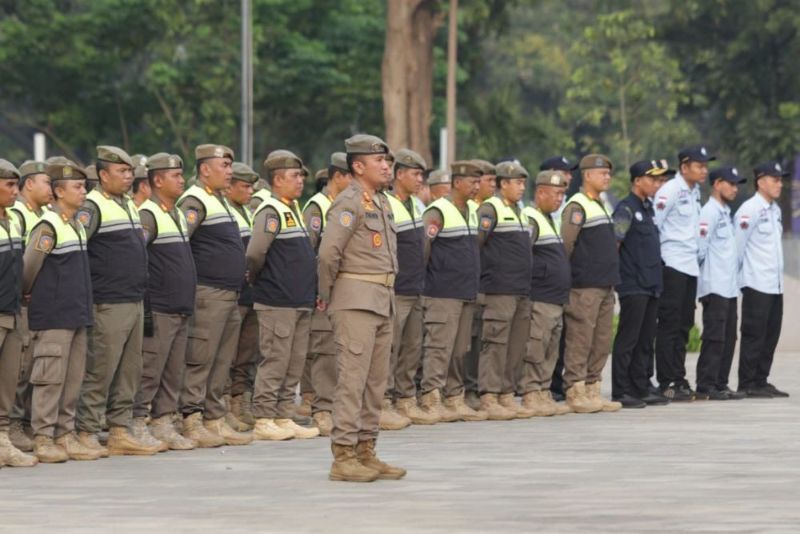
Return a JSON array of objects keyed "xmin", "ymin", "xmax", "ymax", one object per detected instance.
[
  {"xmin": 561, "ymin": 157, "xmax": 568, "ymax": 164},
  {"xmin": 339, "ymin": 211, "xmax": 353, "ymax": 228},
  {"xmin": 266, "ymin": 216, "xmax": 279, "ymax": 233},
  {"xmin": 37, "ymin": 163, "xmax": 45, "ymax": 172},
  {"xmin": 76, "ymin": 209, "xmax": 91, "ymax": 227},
  {"xmin": 63, "ymin": 166, "xmax": 73, "ymax": 178},
  {"xmin": 284, "ymin": 212, "xmax": 297, "ymax": 228},
  {"xmin": 185, "ymin": 209, "xmax": 198, "ymax": 226},
  {"xmin": 214, "ymin": 147, "xmax": 224, "ymax": 158},
  {"xmin": 310, "ymin": 216, "xmax": 322, "ymax": 231},
  {"xmin": 700, "ymin": 147, "xmax": 707, "ymax": 156},
  {"xmin": 739, "ymin": 215, "xmax": 750, "ymax": 230},
  {"xmin": 570, "ymin": 209, "xmax": 584, "ymax": 226},
  {"xmin": 594, "ymin": 157, "xmax": 604, "ymax": 167},
  {"xmin": 480, "ymin": 216, "xmax": 492, "ymax": 230},
  {"xmin": 426, "ymin": 223, "xmax": 439, "ymax": 238},
  {"xmin": 775, "ymin": 163, "xmax": 782, "ymax": 172},
  {"xmin": 34, "ymin": 234, "xmax": 54, "ymax": 253},
  {"xmin": 634, "ymin": 211, "xmax": 643, "ymax": 222},
  {"xmin": 372, "ymin": 232, "xmax": 383, "ymax": 248},
  {"xmin": 699, "ymin": 222, "xmax": 708, "ymax": 237}
]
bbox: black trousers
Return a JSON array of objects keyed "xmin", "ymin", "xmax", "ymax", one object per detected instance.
[
  {"xmin": 695, "ymin": 294, "xmax": 737, "ymax": 392},
  {"xmin": 612, "ymin": 294, "xmax": 658, "ymax": 398},
  {"xmin": 656, "ymin": 266, "xmax": 697, "ymax": 387},
  {"xmin": 738, "ymin": 288, "xmax": 783, "ymax": 390}
]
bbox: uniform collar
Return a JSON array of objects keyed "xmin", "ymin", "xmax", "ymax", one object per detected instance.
[
  {"xmin": 675, "ymin": 172, "xmax": 697, "ymax": 192},
  {"xmin": 708, "ymin": 196, "xmax": 730, "ymax": 214},
  {"xmin": 755, "ymin": 191, "xmax": 774, "ymax": 209}
]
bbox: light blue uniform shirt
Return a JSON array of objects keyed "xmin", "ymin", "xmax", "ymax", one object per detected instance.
[
  {"xmin": 734, "ymin": 193, "xmax": 783, "ymax": 294},
  {"xmin": 697, "ymin": 197, "xmax": 738, "ymax": 299},
  {"xmin": 653, "ymin": 173, "xmax": 701, "ymax": 277}
]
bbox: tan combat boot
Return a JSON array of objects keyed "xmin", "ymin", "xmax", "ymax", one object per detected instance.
[
  {"xmin": 275, "ymin": 418, "xmax": 320, "ymax": 439},
  {"xmin": 479, "ymin": 393, "xmax": 516, "ymax": 421},
  {"xmin": 395, "ymin": 397, "xmax": 439, "ymax": 425},
  {"xmin": 540, "ymin": 390, "xmax": 572, "ymax": 415},
  {"xmin": 182, "ymin": 412, "xmax": 225, "ymax": 448},
  {"xmin": 77, "ymin": 431, "xmax": 109, "ymax": 458},
  {"xmin": 297, "ymin": 392, "xmax": 313, "ymax": 418},
  {"xmin": 54, "ymin": 432, "xmax": 103, "ymax": 461},
  {"xmin": 379, "ymin": 399, "xmax": 412, "ymax": 430},
  {"xmin": 230, "ymin": 394, "xmax": 256, "ymax": 426},
  {"xmin": 521, "ymin": 391, "xmax": 555, "ymax": 417},
  {"xmin": 499, "ymin": 393, "xmax": 536, "ymax": 419},
  {"xmin": 464, "ymin": 391, "xmax": 483, "ymax": 412},
  {"xmin": 312, "ymin": 411, "xmax": 333, "ymax": 437},
  {"xmin": 9, "ymin": 420, "xmax": 34, "ymax": 452},
  {"xmin": 33, "ymin": 435, "xmax": 68, "ymax": 463},
  {"xmin": 204, "ymin": 417, "xmax": 253, "ymax": 446},
  {"xmin": 419, "ymin": 390, "xmax": 460, "ymax": 423},
  {"xmin": 566, "ymin": 381, "xmax": 603, "ymax": 413},
  {"xmin": 150, "ymin": 415, "xmax": 196, "ymax": 450},
  {"xmin": 355, "ymin": 439, "xmax": 406, "ymax": 480},
  {"xmin": 252, "ymin": 418, "xmax": 294, "ymax": 441},
  {"xmin": 107, "ymin": 426, "xmax": 160, "ymax": 456},
  {"xmin": 132, "ymin": 417, "xmax": 168, "ymax": 452},
  {"xmin": 586, "ymin": 381, "xmax": 622, "ymax": 412},
  {"xmin": 329, "ymin": 443, "xmax": 379, "ymax": 482},
  {"xmin": 445, "ymin": 393, "xmax": 488, "ymax": 421},
  {"xmin": 0, "ymin": 430, "xmax": 38, "ymax": 466}
]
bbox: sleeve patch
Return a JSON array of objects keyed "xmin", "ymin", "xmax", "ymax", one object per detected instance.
[
  {"xmin": 480, "ymin": 215, "xmax": 492, "ymax": 230},
  {"xmin": 569, "ymin": 209, "xmax": 584, "ymax": 226},
  {"xmin": 310, "ymin": 216, "xmax": 322, "ymax": 231},
  {"xmin": 699, "ymin": 222, "xmax": 709, "ymax": 237},
  {"xmin": 266, "ymin": 216, "xmax": 279, "ymax": 233},
  {"xmin": 739, "ymin": 215, "xmax": 750, "ymax": 230},
  {"xmin": 339, "ymin": 211, "xmax": 354, "ymax": 228},
  {"xmin": 34, "ymin": 234, "xmax": 54, "ymax": 253},
  {"xmin": 185, "ymin": 208, "xmax": 198, "ymax": 225},
  {"xmin": 656, "ymin": 196, "xmax": 667, "ymax": 210},
  {"xmin": 426, "ymin": 223, "xmax": 440, "ymax": 238},
  {"xmin": 76, "ymin": 210, "xmax": 92, "ymax": 227}
]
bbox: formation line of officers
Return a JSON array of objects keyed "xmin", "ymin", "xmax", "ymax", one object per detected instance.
[{"xmin": 0, "ymin": 136, "xmax": 787, "ymax": 483}]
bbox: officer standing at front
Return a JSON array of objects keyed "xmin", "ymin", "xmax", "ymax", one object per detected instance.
[
  {"xmin": 653, "ymin": 145, "xmax": 712, "ymax": 401},
  {"xmin": 560, "ymin": 154, "xmax": 621, "ymax": 413},
  {"xmin": 611, "ymin": 161, "xmax": 669, "ymax": 408},
  {"xmin": 177, "ymin": 144, "xmax": 252, "ymax": 446},
  {"xmin": 734, "ymin": 161, "xmax": 788, "ymax": 398},
  {"xmin": 318, "ymin": 134, "xmax": 404, "ymax": 483},
  {"xmin": 75, "ymin": 146, "xmax": 157, "ymax": 456}
]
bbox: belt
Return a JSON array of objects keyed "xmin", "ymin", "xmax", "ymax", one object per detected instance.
[{"xmin": 338, "ymin": 272, "xmax": 396, "ymax": 288}]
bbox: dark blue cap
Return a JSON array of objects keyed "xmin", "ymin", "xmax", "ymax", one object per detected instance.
[
  {"xmin": 710, "ymin": 166, "xmax": 746, "ymax": 184},
  {"xmin": 678, "ymin": 145, "xmax": 715, "ymax": 164},
  {"xmin": 753, "ymin": 160, "xmax": 789, "ymax": 180},
  {"xmin": 539, "ymin": 155, "xmax": 577, "ymax": 171},
  {"xmin": 629, "ymin": 159, "xmax": 669, "ymax": 181}
]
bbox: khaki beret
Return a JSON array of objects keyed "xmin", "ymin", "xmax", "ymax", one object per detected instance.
[
  {"xmin": 131, "ymin": 154, "xmax": 148, "ymax": 168},
  {"xmin": 45, "ymin": 156, "xmax": 71, "ymax": 166},
  {"xmin": 47, "ymin": 159, "xmax": 87, "ymax": 181},
  {"xmin": 148, "ymin": 153, "xmax": 184, "ymax": 172},
  {"xmin": 427, "ymin": 169, "xmax": 451, "ymax": 186},
  {"xmin": 471, "ymin": 159, "xmax": 496, "ymax": 176},
  {"xmin": 232, "ymin": 162, "xmax": 259, "ymax": 184},
  {"xmin": 195, "ymin": 144, "xmax": 234, "ymax": 161},
  {"xmin": 263, "ymin": 149, "xmax": 303, "ymax": 172},
  {"xmin": 96, "ymin": 145, "xmax": 133, "ymax": 167},
  {"xmin": 496, "ymin": 161, "xmax": 529, "ymax": 180},
  {"xmin": 345, "ymin": 134, "xmax": 389, "ymax": 155},
  {"xmin": 18, "ymin": 160, "xmax": 48, "ymax": 179},
  {"xmin": 450, "ymin": 160, "xmax": 483, "ymax": 178},
  {"xmin": 535, "ymin": 170, "xmax": 568, "ymax": 187},
  {"xmin": 0, "ymin": 159, "xmax": 20, "ymax": 180},
  {"xmin": 133, "ymin": 166, "xmax": 148, "ymax": 180},
  {"xmin": 315, "ymin": 169, "xmax": 328, "ymax": 181},
  {"xmin": 579, "ymin": 153, "xmax": 613, "ymax": 171},
  {"xmin": 84, "ymin": 164, "xmax": 98, "ymax": 181},
  {"xmin": 330, "ymin": 152, "xmax": 348, "ymax": 171},
  {"xmin": 394, "ymin": 149, "xmax": 427, "ymax": 170}
]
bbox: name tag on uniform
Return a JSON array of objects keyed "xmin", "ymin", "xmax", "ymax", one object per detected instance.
[{"xmin": 365, "ymin": 212, "xmax": 379, "ymax": 219}]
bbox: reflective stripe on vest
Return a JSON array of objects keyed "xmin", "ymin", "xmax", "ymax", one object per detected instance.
[
  {"xmin": 485, "ymin": 196, "xmax": 526, "ymax": 233},
  {"xmin": 385, "ymin": 193, "xmax": 422, "ymax": 231},
  {"xmin": 303, "ymin": 192, "xmax": 333, "ymax": 228},
  {"xmin": 0, "ymin": 212, "xmax": 22, "ymax": 253},
  {"xmin": 139, "ymin": 199, "xmax": 189, "ymax": 245},
  {"xmin": 231, "ymin": 204, "xmax": 253, "ymax": 240},
  {"xmin": 87, "ymin": 189, "xmax": 141, "ymax": 233},
  {"xmin": 254, "ymin": 196, "xmax": 308, "ymax": 240},
  {"xmin": 41, "ymin": 209, "xmax": 87, "ymax": 253},
  {"xmin": 569, "ymin": 192, "xmax": 612, "ymax": 227},
  {"xmin": 522, "ymin": 206, "xmax": 562, "ymax": 246},
  {"xmin": 11, "ymin": 200, "xmax": 45, "ymax": 244},
  {"xmin": 425, "ymin": 196, "xmax": 478, "ymax": 236}
]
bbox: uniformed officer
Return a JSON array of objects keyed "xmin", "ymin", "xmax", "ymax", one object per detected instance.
[
  {"xmin": 694, "ymin": 166, "xmax": 747, "ymax": 401},
  {"xmin": 131, "ymin": 154, "xmax": 151, "ymax": 208},
  {"xmin": 426, "ymin": 169, "xmax": 451, "ymax": 202},
  {"xmin": 516, "ymin": 170, "xmax": 572, "ymax": 417},
  {"xmin": 84, "ymin": 164, "xmax": 99, "ymax": 193},
  {"xmin": 249, "ymin": 151, "xmax": 287, "ymax": 212},
  {"xmin": 177, "ymin": 144, "xmax": 252, "ymax": 446},
  {"xmin": 654, "ymin": 145, "xmax": 712, "ymax": 401},
  {"xmin": 318, "ymin": 133, "xmax": 404, "ymax": 482},
  {"xmin": 419, "ymin": 160, "xmax": 485, "ymax": 422},
  {"xmin": 8, "ymin": 160, "xmax": 51, "ymax": 453},
  {"xmin": 75, "ymin": 146, "xmax": 158, "ymax": 456},
  {"xmin": 300, "ymin": 152, "xmax": 351, "ymax": 435},
  {"xmin": 384, "ymin": 149, "xmax": 435, "ymax": 425},
  {"xmin": 132, "ymin": 153, "xmax": 198, "ymax": 450},
  {"xmin": 245, "ymin": 150, "xmax": 319, "ymax": 441},
  {"xmin": 734, "ymin": 161, "xmax": 788, "ymax": 398},
  {"xmin": 24, "ymin": 159, "xmax": 101, "ymax": 463},
  {"xmin": 224, "ymin": 161, "xmax": 259, "ymax": 432},
  {"xmin": 610, "ymin": 160, "xmax": 669, "ymax": 408},
  {"xmin": 560, "ymin": 154, "xmax": 621, "ymax": 413},
  {"xmin": 475, "ymin": 160, "xmax": 534, "ymax": 418},
  {"xmin": 0, "ymin": 159, "xmax": 36, "ymax": 467}
]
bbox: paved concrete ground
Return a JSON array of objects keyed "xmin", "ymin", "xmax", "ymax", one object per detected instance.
[{"xmin": 2, "ymin": 352, "xmax": 799, "ymax": 533}]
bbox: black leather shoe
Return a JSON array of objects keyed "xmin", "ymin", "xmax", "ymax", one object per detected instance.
[
  {"xmin": 639, "ymin": 391, "xmax": 670, "ymax": 405},
  {"xmin": 719, "ymin": 386, "xmax": 746, "ymax": 400},
  {"xmin": 696, "ymin": 388, "xmax": 729, "ymax": 401},
  {"xmin": 613, "ymin": 395, "xmax": 647, "ymax": 409},
  {"xmin": 743, "ymin": 386, "xmax": 773, "ymax": 398},
  {"xmin": 661, "ymin": 382, "xmax": 695, "ymax": 402},
  {"xmin": 765, "ymin": 383, "xmax": 790, "ymax": 398}
]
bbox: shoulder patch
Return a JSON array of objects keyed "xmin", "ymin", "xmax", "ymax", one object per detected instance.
[
  {"xmin": 480, "ymin": 215, "xmax": 492, "ymax": 230},
  {"xmin": 656, "ymin": 196, "xmax": 667, "ymax": 210},
  {"xmin": 339, "ymin": 211, "xmax": 354, "ymax": 228},
  {"xmin": 699, "ymin": 222, "xmax": 709, "ymax": 237},
  {"xmin": 739, "ymin": 215, "xmax": 750, "ymax": 230},
  {"xmin": 310, "ymin": 216, "xmax": 322, "ymax": 231},
  {"xmin": 76, "ymin": 209, "xmax": 92, "ymax": 227},
  {"xmin": 266, "ymin": 216, "xmax": 279, "ymax": 233},
  {"xmin": 185, "ymin": 208, "xmax": 199, "ymax": 226},
  {"xmin": 570, "ymin": 209, "xmax": 584, "ymax": 226},
  {"xmin": 34, "ymin": 233, "xmax": 54, "ymax": 253},
  {"xmin": 426, "ymin": 223, "xmax": 440, "ymax": 238}
]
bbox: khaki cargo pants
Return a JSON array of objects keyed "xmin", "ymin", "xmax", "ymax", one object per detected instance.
[
  {"xmin": 478, "ymin": 294, "xmax": 530, "ymax": 395},
  {"xmin": 563, "ymin": 287, "xmax": 615, "ymax": 388},
  {"xmin": 517, "ymin": 300, "xmax": 564, "ymax": 394}
]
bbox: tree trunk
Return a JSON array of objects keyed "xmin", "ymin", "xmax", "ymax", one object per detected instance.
[{"xmin": 382, "ymin": 0, "xmax": 445, "ymax": 166}]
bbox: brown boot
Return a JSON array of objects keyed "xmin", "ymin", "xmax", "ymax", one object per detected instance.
[
  {"xmin": 521, "ymin": 391, "xmax": 556, "ymax": 417},
  {"xmin": 586, "ymin": 381, "xmax": 622, "ymax": 412},
  {"xmin": 378, "ymin": 399, "xmax": 411, "ymax": 431},
  {"xmin": 312, "ymin": 411, "xmax": 333, "ymax": 437},
  {"xmin": 8, "ymin": 420, "xmax": 34, "ymax": 452},
  {"xmin": 107, "ymin": 426, "xmax": 160, "ymax": 456},
  {"xmin": 54, "ymin": 432, "xmax": 103, "ymax": 461},
  {"xmin": 395, "ymin": 397, "xmax": 439, "ymax": 425},
  {"xmin": 540, "ymin": 390, "xmax": 572, "ymax": 415},
  {"xmin": 230, "ymin": 394, "xmax": 256, "ymax": 426},
  {"xmin": 33, "ymin": 435, "xmax": 68, "ymax": 463},
  {"xmin": 182, "ymin": 412, "xmax": 224, "ymax": 448},
  {"xmin": 132, "ymin": 417, "xmax": 168, "ymax": 452},
  {"xmin": 275, "ymin": 418, "xmax": 319, "ymax": 439},
  {"xmin": 252, "ymin": 418, "xmax": 294, "ymax": 441},
  {"xmin": 566, "ymin": 381, "xmax": 603, "ymax": 413},
  {"xmin": 150, "ymin": 416, "xmax": 196, "ymax": 450},
  {"xmin": 498, "ymin": 393, "xmax": 536, "ymax": 419},
  {"xmin": 355, "ymin": 439, "xmax": 406, "ymax": 480},
  {"xmin": 204, "ymin": 417, "xmax": 253, "ymax": 446},
  {"xmin": 419, "ymin": 390, "xmax": 459, "ymax": 423},
  {"xmin": 77, "ymin": 431, "xmax": 109, "ymax": 458},
  {"xmin": 329, "ymin": 443, "xmax": 380, "ymax": 482},
  {"xmin": 445, "ymin": 393, "xmax": 488, "ymax": 421},
  {"xmin": 297, "ymin": 392, "xmax": 313, "ymax": 418},
  {"xmin": 479, "ymin": 393, "xmax": 515, "ymax": 421},
  {"xmin": 0, "ymin": 430, "xmax": 38, "ymax": 466}
]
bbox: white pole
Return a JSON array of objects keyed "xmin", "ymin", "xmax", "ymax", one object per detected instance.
[
  {"xmin": 439, "ymin": 128, "xmax": 447, "ymax": 170},
  {"xmin": 241, "ymin": 0, "xmax": 253, "ymax": 166},
  {"xmin": 33, "ymin": 133, "xmax": 46, "ymax": 161}
]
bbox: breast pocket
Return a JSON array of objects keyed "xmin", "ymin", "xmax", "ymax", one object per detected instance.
[
  {"xmin": 757, "ymin": 220, "xmax": 771, "ymax": 234},
  {"xmin": 677, "ymin": 202, "xmax": 692, "ymax": 217}
]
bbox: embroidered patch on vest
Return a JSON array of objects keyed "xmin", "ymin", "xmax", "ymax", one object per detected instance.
[
  {"xmin": 372, "ymin": 232, "xmax": 382, "ymax": 248},
  {"xmin": 185, "ymin": 209, "xmax": 198, "ymax": 226},
  {"xmin": 76, "ymin": 210, "xmax": 92, "ymax": 227},
  {"xmin": 284, "ymin": 212, "xmax": 297, "ymax": 228},
  {"xmin": 310, "ymin": 216, "xmax": 321, "ymax": 231},
  {"xmin": 34, "ymin": 234, "xmax": 54, "ymax": 253}
]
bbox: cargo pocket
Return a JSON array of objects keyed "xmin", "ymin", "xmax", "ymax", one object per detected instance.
[
  {"xmin": 30, "ymin": 342, "xmax": 63, "ymax": 386},
  {"xmin": 524, "ymin": 320, "xmax": 545, "ymax": 364},
  {"xmin": 481, "ymin": 308, "xmax": 510, "ymax": 345},
  {"xmin": 423, "ymin": 311, "xmax": 448, "ymax": 350},
  {"xmin": 185, "ymin": 327, "xmax": 210, "ymax": 365}
]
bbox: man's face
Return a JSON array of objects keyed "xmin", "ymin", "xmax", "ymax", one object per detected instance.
[
  {"xmin": 226, "ymin": 180, "xmax": 254, "ymax": 206},
  {"xmin": 25, "ymin": 173, "xmax": 53, "ymax": 206},
  {"xmin": 716, "ymin": 180, "xmax": 739, "ymax": 202},
  {"xmin": 758, "ymin": 175, "xmax": 783, "ymax": 201},
  {"xmin": 353, "ymin": 154, "xmax": 391, "ymax": 189},
  {"xmin": 275, "ymin": 168, "xmax": 305, "ymax": 200},
  {"xmin": 501, "ymin": 177, "xmax": 526, "ymax": 203},
  {"xmin": 535, "ymin": 184, "xmax": 566, "ymax": 214},
  {"xmin": 453, "ymin": 176, "xmax": 479, "ymax": 198},
  {"xmin": 0, "ymin": 178, "xmax": 19, "ymax": 208},
  {"xmin": 57, "ymin": 180, "xmax": 87, "ymax": 210},
  {"xmin": 584, "ymin": 168, "xmax": 611, "ymax": 192},
  {"xmin": 637, "ymin": 175, "xmax": 660, "ymax": 199},
  {"xmin": 395, "ymin": 167, "xmax": 424, "ymax": 195},
  {"xmin": 681, "ymin": 161, "xmax": 708, "ymax": 184},
  {"xmin": 155, "ymin": 169, "xmax": 185, "ymax": 202},
  {"xmin": 202, "ymin": 157, "xmax": 234, "ymax": 191},
  {"xmin": 477, "ymin": 174, "xmax": 496, "ymax": 200},
  {"xmin": 100, "ymin": 162, "xmax": 134, "ymax": 195}
]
